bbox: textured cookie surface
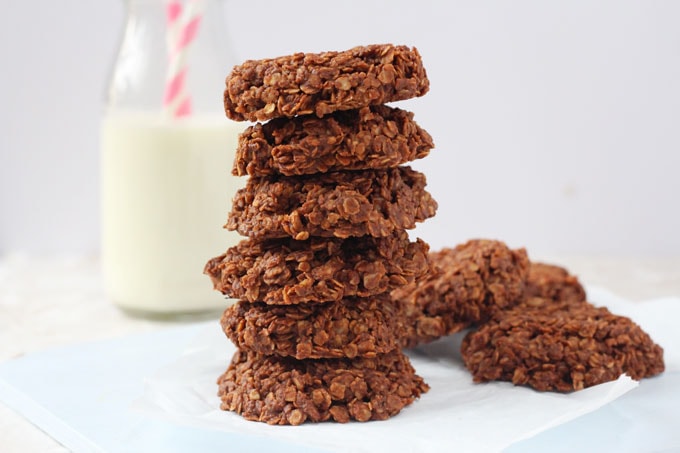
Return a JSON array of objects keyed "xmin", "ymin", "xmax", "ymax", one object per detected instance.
[
  {"xmin": 224, "ymin": 44, "xmax": 429, "ymax": 121},
  {"xmin": 395, "ymin": 240, "xmax": 529, "ymax": 348},
  {"xmin": 205, "ymin": 231, "xmax": 429, "ymax": 305},
  {"xmin": 217, "ymin": 349, "xmax": 429, "ymax": 424},
  {"xmin": 221, "ymin": 296, "xmax": 400, "ymax": 360},
  {"xmin": 461, "ymin": 303, "xmax": 665, "ymax": 392},
  {"xmin": 225, "ymin": 166, "xmax": 437, "ymax": 240},
  {"xmin": 233, "ymin": 105, "xmax": 433, "ymax": 176}
]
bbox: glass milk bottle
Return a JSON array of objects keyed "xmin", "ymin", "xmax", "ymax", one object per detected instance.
[{"xmin": 101, "ymin": 0, "xmax": 243, "ymax": 316}]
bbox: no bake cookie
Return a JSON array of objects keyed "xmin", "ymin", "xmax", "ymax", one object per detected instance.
[
  {"xmin": 217, "ymin": 349, "xmax": 428, "ymax": 424},
  {"xmin": 224, "ymin": 44, "xmax": 429, "ymax": 122},
  {"xmin": 396, "ymin": 240, "xmax": 529, "ymax": 348},
  {"xmin": 524, "ymin": 262, "xmax": 587, "ymax": 304},
  {"xmin": 221, "ymin": 296, "xmax": 400, "ymax": 360},
  {"xmin": 461, "ymin": 302, "xmax": 665, "ymax": 391},
  {"xmin": 225, "ymin": 166, "xmax": 437, "ymax": 240},
  {"xmin": 233, "ymin": 105, "xmax": 433, "ymax": 176},
  {"xmin": 205, "ymin": 231, "xmax": 429, "ymax": 305}
]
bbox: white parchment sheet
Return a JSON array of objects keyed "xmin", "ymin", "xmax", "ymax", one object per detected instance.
[{"xmin": 134, "ymin": 287, "xmax": 678, "ymax": 452}]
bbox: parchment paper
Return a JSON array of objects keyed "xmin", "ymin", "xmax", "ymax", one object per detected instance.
[{"xmin": 133, "ymin": 287, "xmax": 676, "ymax": 452}]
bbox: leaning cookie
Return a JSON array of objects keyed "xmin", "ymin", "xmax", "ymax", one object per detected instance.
[
  {"xmin": 225, "ymin": 166, "xmax": 437, "ymax": 240},
  {"xmin": 395, "ymin": 240, "xmax": 529, "ymax": 348},
  {"xmin": 461, "ymin": 303, "xmax": 665, "ymax": 392},
  {"xmin": 525, "ymin": 262, "xmax": 587, "ymax": 304},
  {"xmin": 217, "ymin": 349, "xmax": 429, "ymax": 424},
  {"xmin": 502, "ymin": 262, "xmax": 590, "ymax": 320},
  {"xmin": 221, "ymin": 296, "xmax": 400, "ymax": 360},
  {"xmin": 224, "ymin": 44, "xmax": 429, "ymax": 122},
  {"xmin": 205, "ymin": 231, "xmax": 429, "ymax": 305},
  {"xmin": 233, "ymin": 105, "xmax": 434, "ymax": 176}
]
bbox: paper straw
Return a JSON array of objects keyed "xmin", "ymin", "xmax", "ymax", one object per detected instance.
[{"xmin": 164, "ymin": 0, "xmax": 205, "ymax": 118}]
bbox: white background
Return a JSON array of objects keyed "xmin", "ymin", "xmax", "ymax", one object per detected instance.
[{"xmin": 1, "ymin": 0, "xmax": 679, "ymax": 257}]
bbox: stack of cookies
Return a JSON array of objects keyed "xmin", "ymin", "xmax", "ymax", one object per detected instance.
[{"xmin": 205, "ymin": 44, "xmax": 438, "ymax": 424}]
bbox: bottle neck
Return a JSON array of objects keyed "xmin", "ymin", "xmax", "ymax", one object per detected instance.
[{"xmin": 106, "ymin": 0, "xmax": 232, "ymax": 117}]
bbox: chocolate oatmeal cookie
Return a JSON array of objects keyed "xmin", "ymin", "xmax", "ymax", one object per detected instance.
[
  {"xmin": 233, "ymin": 105, "xmax": 433, "ymax": 176},
  {"xmin": 494, "ymin": 262, "xmax": 590, "ymax": 321},
  {"xmin": 224, "ymin": 44, "xmax": 429, "ymax": 122},
  {"xmin": 225, "ymin": 166, "xmax": 437, "ymax": 240},
  {"xmin": 395, "ymin": 240, "xmax": 529, "ymax": 348},
  {"xmin": 205, "ymin": 232, "xmax": 429, "ymax": 305},
  {"xmin": 217, "ymin": 349, "xmax": 428, "ymax": 424},
  {"xmin": 524, "ymin": 262, "xmax": 587, "ymax": 304},
  {"xmin": 461, "ymin": 303, "xmax": 665, "ymax": 392},
  {"xmin": 221, "ymin": 296, "xmax": 400, "ymax": 360}
]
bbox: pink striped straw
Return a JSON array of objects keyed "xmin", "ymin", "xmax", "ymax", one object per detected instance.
[{"xmin": 164, "ymin": 0, "xmax": 204, "ymax": 118}]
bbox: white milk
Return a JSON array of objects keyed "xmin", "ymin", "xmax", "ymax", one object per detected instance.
[{"xmin": 101, "ymin": 112, "xmax": 244, "ymax": 315}]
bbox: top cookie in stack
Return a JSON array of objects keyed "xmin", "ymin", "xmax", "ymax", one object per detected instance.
[
  {"xmin": 224, "ymin": 44, "xmax": 429, "ymax": 122},
  {"xmin": 207, "ymin": 44, "xmax": 436, "ymax": 425}
]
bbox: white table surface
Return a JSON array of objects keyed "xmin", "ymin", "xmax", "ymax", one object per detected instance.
[{"xmin": 1, "ymin": 253, "xmax": 679, "ymax": 452}]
